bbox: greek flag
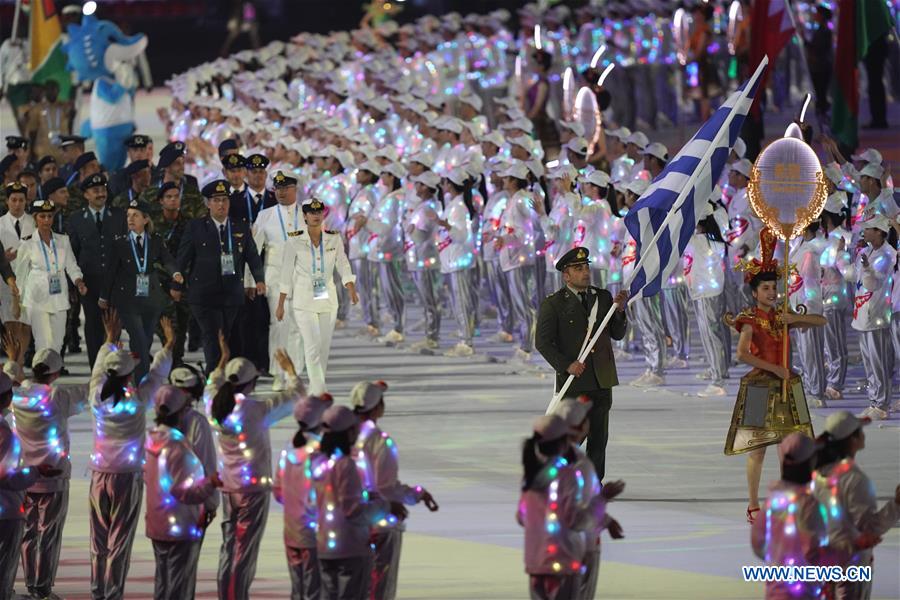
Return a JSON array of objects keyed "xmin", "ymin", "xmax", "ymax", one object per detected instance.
[{"xmin": 624, "ymin": 57, "xmax": 768, "ymax": 301}]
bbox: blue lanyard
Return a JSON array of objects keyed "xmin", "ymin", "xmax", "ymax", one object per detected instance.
[
  {"xmin": 276, "ymin": 204, "xmax": 299, "ymax": 241},
  {"xmin": 39, "ymin": 236, "xmax": 59, "ymax": 273},
  {"xmin": 129, "ymin": 233, "xmax": 149, "ymax": 274},
  {"xmin": 245, "ymin": 188, "xmax": 263, "ymax": 222},
  {"xmin": 310, "ymin": 237, "xmax": 325, "ymax": 275},
  {"xmin": 128, "ymin": 188, "xmax": 134, "ymax": 202},
  {"xmin": 217, "ymin": 219, "xmax": 233, "ymax": 254}
]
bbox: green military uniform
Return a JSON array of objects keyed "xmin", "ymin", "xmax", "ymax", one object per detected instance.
[
  {"xmin": 535, "ymin": 247, "xmax": 628, "ymax": 482},
  {"xmin": 152, "ymin": 208, "xmax": 191, "ymax": 365}
]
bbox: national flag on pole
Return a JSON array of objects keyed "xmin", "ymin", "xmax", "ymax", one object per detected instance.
[
  {"xmin": 748, "ymin": 0, "xmax": 795, "ymax": 115},
  {"xmin": 624, "ymin": 58, "xmax": 768, "ymax": 302},
  {"xmin": 831, "ymin": 0, "xmax": 895, "ymax": 150},
  {"xmin": 30, "ymin": 0, "xmax": 72, "ymax": 100}
]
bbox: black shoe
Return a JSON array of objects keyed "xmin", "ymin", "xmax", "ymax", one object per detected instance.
[
  {"xmin": 187, "ymin": 343, "xmax": 200, "ymax": 352},
  {"xmin": 67, "ymin": 345, "xmax": 82, "ymax": 354},
  {"xmin": 863, "ymin": 121, "xmax": 888, "ymax": 129},
  {"xmin": 60, "ymin": 367, "xmax": 70, "ymax": 376}
]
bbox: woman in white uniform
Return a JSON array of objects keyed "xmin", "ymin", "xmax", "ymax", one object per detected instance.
[
  {"xmin": 276, "ymin": 198, "xmax": 358, "ymax": 395},
  {"xmin": 15, "ymin": 199, "xmax": 87, "ymax": 353}
]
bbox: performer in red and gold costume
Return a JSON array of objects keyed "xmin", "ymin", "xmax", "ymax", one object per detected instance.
[{"xmin": 725, "ymin": 228, "xmax": 826, "ymax": 524}]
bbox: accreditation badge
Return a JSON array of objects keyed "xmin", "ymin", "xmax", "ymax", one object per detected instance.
[
  {"xmin": 48, "ymin": 274, "xmax": 62, "ymax": 295},
  {"xmin": 221, "ymin": 252, "xmax": 236, "ymax": 276},
  {"xmin": 312, "ymin": 275, "xmax": 329, "ymax": 300},
  {"xmin": 136, "ymin": 274, "xmax": 150, "ymax": 297}
]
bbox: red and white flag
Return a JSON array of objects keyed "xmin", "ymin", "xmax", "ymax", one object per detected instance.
[{"xmin": 749, "ymin": 0, "xmax": 796, "ymax": 113}]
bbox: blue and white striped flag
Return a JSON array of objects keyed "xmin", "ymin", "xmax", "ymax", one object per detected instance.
[{"xmin": 624, "ymin": 57, "xmax": 768, "ymax": 301}]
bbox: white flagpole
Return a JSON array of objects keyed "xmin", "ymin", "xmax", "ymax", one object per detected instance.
[{"xmin": 546, "ymin": 56, "xmax": 769, "ymax": 414}]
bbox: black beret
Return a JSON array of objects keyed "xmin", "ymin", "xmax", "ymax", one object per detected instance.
[
  {"xmin": 59, "ymin": 135, "xmax": 86, "ymax": 148},
  {"xmin": 218, "ymin": 138, "xmax": 239, "ymax": 156},
  {"xmin": 31, "ymin": 199, "xmax": 56, "ymax": 214},
  {"xmin": 4, "ymin": 182, "xmax": 27, "ymax": 197},
  {"xmin": 158, "ymin": 145, "xmax": 184, "ymax": 169},
  {"xmin": 41, "ymin": 177, "xmax": 66, "ymax": 197},
  {"xmin": 5, "ymin": 136, "xmax": 27, "ymax": 150},
  {"xmin": 202, "ymin": 179, "xmax": 230, "ymax": 198},
  {"xmin": 246, "ymin": 153, "xmax": 270, "ymax": 170},
  {"xmin": 157, "ymin": 181, "xmax": 179, "ymax": 199},
  {"xmin": 80, "ymin": 172, "xmax": 108, "ymax": 192},
  {"xmin": 125, "ymin": 134, "xmax": 151, "ymax": 148},
  {"xmin": 0, "ymin": 154, "xmax": 16, "ymax": 177},
  {"xmin": 222, "ymin": 154, "xmax": 246, "ymax": 170},
  {"xmin": 125, "ymin": 159, "xmax": 151, "ymax": 177},
  {"xmin": 127, "ymin": 199, "xmax": 152, "ymax": 214},
  {"xmin": 555, "ymin": 246, "xmax": 591, "ymax": 272},
  {"xmin": 37, "ymin": 155, "xmax": 57, "ymax": 170},
  {"xmin": 272, "ymin": 170, "xmax": 297, "ymax": 188},
  {"xmin": 302, "ymin": 198, "xmax": 325, "ymax": 213},
  {"xmin": 73, "ymin": 151, "xmax": 99, "ymax": 172}
]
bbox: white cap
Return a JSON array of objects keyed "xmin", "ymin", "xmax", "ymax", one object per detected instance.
[
  {"xmin": 823, "ymin": 163, "xmax": 844, "ymax": 187},
  {"xmin": 103, "ymin": 349, "xmax": 137, "ymax": 377},
  {"xmin": 625, "ymin": 131, "xmax": 649, "ymax": 149},
  {"xmin": 777, "ymin": 432, "xmax": 819, "ymax": 465},
  {"xmin": 732, "ymin": 138, "xmax": 747, "ymax": 159},
  {"xmin": 445, "ymin": 168, "xmax": 469, "ymax": 187},
  {"xmin": 823, "ymin": 191, "xmax": 846, "ymax": 214},
  {"xmin": 850, "ymin": 148, "xmax": 882, "ymax": 164},
  {"xmin": 509, "ymin": 135, "xmax": 535, "ymax": 153},
  {"xmin": 824, "ymin": 410, "xmax": 870, "ymax": 441},
  {"xmin": 380, "ymin": 163, "xmax": 405, "ymax": 180},
  {"xmin": 559, "ymin": 121, "xmax": 586, "ymax": 137},
  {"xmin": 32, "ymin": 348, "xmax": 63, "ymax": 374},
  {"xmin": 481, "ymin": 130, "xmax": 506, "ymax": 148},
  {"xmin": 349, "ymin": 380, "xmax": 388, "ymax": 412},
  {"xmin": 500, "ymin": 119, "xmax": 534, "ymax": 133},
  {"xmin": 408, "ymin": 152, "xmax": 435, "ymax": 169},
  {"xmin": 624, "ymin": 178, "xmax": 649, "ymax": 196},
  {"xmin": 458, "ymin": 91, "xmax": 483, "ymax": 111},
  {"xmin": 581, "ymin": 170, "xmax": 611, "ymax": 188},
  {"xmin": 859, "ymin": 163, "xmax": 884, "ymax": 180},
  {"xmin": 553, "ymin": 396, "xmax": 592, "ymax": 427},
  {"xmin": 643, "ymin": 142, "xmax": 669, "ymax": 162},
  {"xmin": 494, "ymin": 96, "xmax": 519, "ymax": 109},
  {"xmin": 411, "ymin": 171, "xmax": 441, "ymax": 189},
  {"xmin": 375, "ymin": 146, "xmax": 399, "ymax": 162},
  {"xmin": 358, "ymin": 160, "xmax": 382, "ymax": 176},
  {"xmin": 153, "ymin": 385, "xmax": 189, "ymax": 414},
  {"xmin": 566, "ymin": 137, "xmax": 589, "ymax": 156},
  {"xmin": 606, "ymin": 126, "xmax": 631, "ymax": 141},
  {"xmin": 533, "ymin": 414, "xmax": 568, "ymax": 440},
  {"xmin": 860, "ymin": 213, "xmax": 891, "ymax": 233},
  {"xmin": 730, "ymin": 158, "xmax": 753, "ymax": 179},
  {"xmin": 293, "ymin": 393, "xmax": 335, "ymax": 427},
  {"xmin": 500, "ymin": 162, "xmax": 530, "ymax": 181},
  {"xmin": 224, "ymin": 357, "xmax": 259, "ymax": 386},
  {"xmin": 322, "ymin": 405, "xmax": 359, "ymax": 433},
  {"xmin": 547, "ymin": 164, "xmax": 577, "ymax": 181},
  {"xmin": 436, "ymin": 117, "xmax": 463, "ymax": 134}
]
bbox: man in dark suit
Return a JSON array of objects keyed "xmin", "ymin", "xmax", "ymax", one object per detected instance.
[
  {"xmin": 536, "ymin": 247, "xmax": 628, "ymax": 482},
  {"xmin": 153, "ymin": 142, "xmax": 203, "ymax": 218},
  {"xmin": 108, "ymin": 134, "xmax": 152, "ymax": 199},
  {"xmin": 176, "ymin": 179, "xmax": 265, "ymax": 372},
  {"xmin": 67, "ymin": 172, "xmax": 128, "ymax": 367}
]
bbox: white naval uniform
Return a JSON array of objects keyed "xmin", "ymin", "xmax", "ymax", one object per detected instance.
[
  {"xmin": 280, "ymin": 229, "xmax": 356, "ymax": 395},
  {"xmin": 15, "ymin": 232, "xmax": 83, "ymax": 354},
  {"xmin": 0, "ymin": 211, "xmax": 34, "ymax": 323},
  {"xmin": 252, "ymin": 201, "xmax": 305, "ymax": 389},
  {"xmin": 850, "ymin": 242, "xmax": 897, "ymax": 411}
]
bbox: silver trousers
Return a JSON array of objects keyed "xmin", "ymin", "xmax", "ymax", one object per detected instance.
[
  {"xmin": 891, "ymin": 313, "xmax": 899, "ymax": 381},
  {"xmin": 320, "ymin": 555, "xmax": 372, "ymax": 600},
  {"xmin": 286, "ymin": 545, "xmax": 321, "ymax": 600},
  {"xmin": 633, "ymin": 296, "xmax": 666, "ymax": 376},
  {"xmin": 485, "ymin": 260, "xmax": 514, "ymax": 334},
  {"xmin": 218, "ymin": 491, "xmax": 270, "ymax": 600},
  {"xmin": 351, "ymin": 258, "xmax": 378, "ymax": 328},
  {"xmin": 90, "ymin": 470, "xmax": 144, "ymax": 600},
  {"xmin": 152, "ymin": 539, "xmax": 202, "ymax": 600},
  {"xmin": 374, "ymin": 260, "xmax": 405, "ymax": 334},
  {"xmin": 22, "ymin": 488, "xmax": 69, "ymax": 597},
  {"xmin": 505, "ymin": 267, "xmax": 535, "ymax": 352},
  {"xmin": 694, "ymin": 296, "xmax": 730, "ymax": 386},
  {"xmin": 411, "ymin": 270, "xmax": 441, "ymax": 342},
  {"xmin": 371, "ymin": 529, "xmax": 403, "ymax": 600},
  {"xmin": 661, "ymin": 285, "xmax": 690, "ymax": 360},
  {"xmin": 823, "ymin": 306, "xmax": 850, "ymax": 391},
  {"xmin": 858, "ymin": 328, "xmax": 895, "ymax": 410},
  {"xmin": 0, "ymin": 517, "xmax": 24, "ymax": 599},
  {"xmin": 578, "ymin": 548, "xmax": 601, "ymax": 600},
  {"xmin": 448, "ymin": 270, "xmax": 476, "ymax": 345},
  {"xmin": 795, "ymin": 325, "xmax": 826, "ymax": 398}
]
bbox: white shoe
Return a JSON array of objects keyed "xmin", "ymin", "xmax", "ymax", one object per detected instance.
[
  {"xmin": 490, "ymin": 331, "xmax": 515, "ymax": 343},
  {"xmin": 858, "ymin": 406, "xmax": 889, "ymax": 420},
  {"xmin": 629, "ymin": 371, "xmax": 651, "ymax": 386},
  {"xmin": 667, "ymin": 357, "xmax": 689, "ymax": 369},
  {"xmin": 366, "ymin": 325, "xmax": 381, "ymax": 338},
  {"xmin": 698, "ymin": 384, "xmax": 727, "ymax": 397},
  {"xmin": 379, "ymin": 330, "xmax": 405, "ymax": 344},
  {"xmin": 824, "ymin": 387, "xmax": 843, "ymax": 400},
  {"xmin": 613, "ymin": 348, "xmax": 632, "ymax": 360},
  {"xmin": 695, "ymin": 369, "xmax": 713, "ymax": 381},
  {"xmin": 513, "ymin": 348, "xmax": 532, "ymax": 362},
  {"xmin": 444, "ymin": 342, "xmax": 475, "ymax": 357},
  {"xmin": 334, "ymin": 319, "xmax": 347, "ymax": 330},
  {"xmin": 807, "ymin": 396, "xmax": 827, "ymax": 408},
  {"xmin": 272, "ymin": 378, "xmax": 285, "ymax": 392},
  {"xmin": 410, "ymin": 339, "xmax": 439, "ymax": 351},
  {"xmin": 638, "ymin": 373, "xmax": 665, "ymax": 387}
]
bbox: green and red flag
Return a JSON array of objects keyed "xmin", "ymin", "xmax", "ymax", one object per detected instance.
[{"xmin": 29, "ymin": 0, "xmax": 72, "ymax": 100}]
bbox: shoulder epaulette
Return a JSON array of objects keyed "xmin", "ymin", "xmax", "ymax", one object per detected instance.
[
  {"xmin": 324, "ymin": 229, "xmax": 337, "ymax": 235},
  {"xmin": 21, "ymin": 234, "xmax": 32, "ymax": 241},
  {"xmin": 288, "ymin": 230, "xmax": 304, "ymax": 237}
]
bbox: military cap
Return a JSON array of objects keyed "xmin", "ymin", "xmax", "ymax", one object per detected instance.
[
  {"xmin": 5, "ymin": 136, "xmax": 27, "ymax": 150},
  {"xmin": 218, "ymin": 138, "xmax": 239, "ymax": 157},
  {"xmin": 59, "ymin": 135, "xmax": 86, "ymax": 148},
  {"xmin": 555, "ymin": 246, "xmax": 591, "ymax": 271},
  {"xmin": 41, "ymin": 177, "xmax": 66, "ymax": 197},
  {"xmin": 4, "ymin": 182, "xmax": 27, "ymax": 197},
  {"xmin": 37, "ymin": 155, "xmax": 57, "ymax": 170},
  {"xmin": 125, "ymin": 159, "xmax": 151, "ymax": 177},
  {"xmin": 222, "ymin": 154, "xmax": 246, "ymax": 170},
  {"xmin": 80, "ymin": 172, "xmax": 108, "ymax": 191},
  {"xmin": 302, "ymin": 197, "xmax": 325, "ymax": 213},
  {"xmin": 31, "ymin": 199, "xmax": 56, "ymax": 213},
  {"xmin": 272, "ymin": 171, "xmax": 297, "ymax": 188},
  {"xmin": 73, "ymin": 151, "xmax": 99, "ymax": 172},
  {"xmin": 125, "ymin": 134, "xmax": 151, "ymax": 148},
  {"xmin": 202, "ymin": 179, "xmax": 230, "ymax": 198},
  {"xmin": 157, "ymin": 181, "xmax": 179, "ymax": 199},
  {"xmin": 0, "ymin": 154, "xmax": 17, "ymax": 177},
  {"xmin": 246, "ymin": 153, "xmax": 270, "ymax": 170},
  {"xmin": 158, "ymin": 144, "xmax": 184, "ymax": 169},
  {"xmin": 127, "ymin": 198, "xmax": 152, "ymax": 214}
]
